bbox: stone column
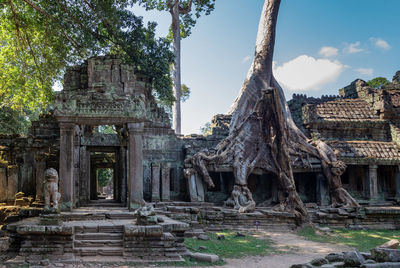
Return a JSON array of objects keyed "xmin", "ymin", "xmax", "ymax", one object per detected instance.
[
  {"xmin": 0, "ymin": 168, "xmax": 6, "ymax": 203},
  {"xmin": 79, "ymin": 146, "xmax": 89, "ymax": 204},
  {"xmin": 161, "ymin": 163, "xmax": 170, "ymax": 201},
  {"xmin": 21, "ymin": 150, "xmax": 34, "ymax": 195},
  {"xmin": 120, "ymin": 146, "xmax": 127, "ymax": 204},
  {"xmin": 187, "ymin": 173, "xmax": 198, "ymax": 202},
  {"xmin": 127, "ymin": 122, "xmax": 144, "ymax": 210},
  {"xmin": 368, "ymin": 164, "xmax": 378, "ymax": 200},
  {"xmin": 195, "ymin": 174, "xmax": 205, "ymax": 202},
  {"xmin": 6, "ymin": 165, "xmax": 18, "ymax": 202},
  {"xmin": 59, "ymin": 122, "xmax": 75, "ymax": 211},
  {"xmin": 316, "ymin": 173, "xmax": 329, "ymax": 206},
  {"xmin": 34, "ymin": 155, "xmax": 46, "ymax": 203},
  {"xmin": 395, "ymin": 165, "xmax": 400, "ymax": 199},
  {"xmin": 151, "ymin": 163, "xmax": 161, "ymax": 202}
]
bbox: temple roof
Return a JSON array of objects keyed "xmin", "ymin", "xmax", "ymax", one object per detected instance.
[
  {"xmin": 327, "ymin": 140, "xmax": 400, "ymax": 164},
  {"xmin": 311, "ymin": 99, "xmax": 379, "ymax": 121}
]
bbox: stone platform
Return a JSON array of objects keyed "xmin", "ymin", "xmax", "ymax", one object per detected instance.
[
  {"xmin": 154, "ymin": 202, "xmax": 400, "ymax": 230},
  {"xmin": 5, "ymin": 206, "xmax": 189, "ymax": 265}
]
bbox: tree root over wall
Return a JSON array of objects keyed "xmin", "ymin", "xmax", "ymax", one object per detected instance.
[{"xmin": 185, "ymin": 0, "xmax": 358, "ymax": 225}]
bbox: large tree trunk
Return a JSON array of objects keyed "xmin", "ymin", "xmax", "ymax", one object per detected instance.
[
  {"xmin": 170, "ymin": 0, "xmax": 182, "ymax": 134},
  {"xmin": 187, "ymin": 0, "xmax": 358, "ymax": 225}
]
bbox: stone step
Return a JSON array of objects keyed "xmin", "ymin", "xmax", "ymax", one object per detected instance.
[
  {"xmin": 75, "ymin": 233, "xmax": 123, "ymax": 241},
  {"xmin": 74, "ymin": 247, "xmax": 124, "ymax": 256},
  {"xmin": 74, "ymin": 240, "xmax": 124, "ymax": 248},
  {"xmin": 105, "ymin": 213, "xmax": 135, "ymax": 220},
  {"xmin": 75, "ymin": 225, "xmax": 124, "ymax": 234}
]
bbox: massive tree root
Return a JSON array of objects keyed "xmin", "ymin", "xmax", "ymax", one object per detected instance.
[{"xmin": 185, "ymin": 0, "xmax": 358, "ymax": 225}]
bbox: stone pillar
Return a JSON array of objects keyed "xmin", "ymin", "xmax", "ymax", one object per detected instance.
[
  {"xmin": 79, "ymin": 146, "xmax": 89, "ymax": 204},
  {"xmin": 195, "ymin": 174, "xmax": 205, "ymax": 202},
  {"xmin": 59, "ymin": 122, "xmax": 75, "ymax": 211},
  {"xmin": 0, "ymin": 168, "xmax": 6, "ymax": 203},
  {"xmin": 120, "ymin": 146, "xmax": 127, "ymax": 204},
  {"xmin": 21, "ymin": 150, "xmax": 34, "ymax": 195},
  {"xmin": 34, "ymin": 156, "xmax": 46, "ymax": 203},
  {"xmin": 151, "ymin": 163, "xmax": 161, "ymax": 202},
  {"xmin": 316, "ymin": 173, "xmax": 329, "ymax": 206},
  {"xmin": 187, "ymin": 173, "xmax": 198, "ymax": 202},
  {"xmin": 368, "ymin": 164, "xmax": 378, "ymax": 200},
  {"xmin": 395, "ymin": 165, "xmax": 400, "ymax": 198},
  {"xmin": 161, "ymin": 163, "xmax": 170, "ymax": 201},
  {"xmin": 6, "ymin": 166, "xmax": 18, "ymax": 202},
  {"xmin": 127, "ymin": 122, "xmax": 144, "ymax": 210}
]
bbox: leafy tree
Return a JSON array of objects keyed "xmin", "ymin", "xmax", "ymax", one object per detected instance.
[
  {"xmin": 367, "ymin": 77, "xmax": 390, "ymax": 89},
  {"xmin": 1, "ymin": 0, "xmax": 175, "ymax": 134},
  {"xmin": 132, "ymin": 0, "xmax": 216, "ymax": 134},
  {"xmin": 97, "ymin": 168, "xmax": 113, "ymax": 188},
  {"xmin": 0, "ymin": 107, "xmax": 34, "ymax": 135},
  {"xmin": 200, "ymin": 121, "xmax": 212, "ymax": 135}
]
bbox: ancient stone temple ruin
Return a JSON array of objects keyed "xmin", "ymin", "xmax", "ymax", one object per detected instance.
[
  {"xmin": 2, "ymin": 57, "xmax": 400, "ymax": 211},
  {"xmin": 1, "ymin": 56, "xmax": 184, "ymax": 211},
  {"xmin": 3, "ymin": 57, "xmax": 400, "ymax": 263},
  {"xmin": 288, "ymin": 73, "xmax": 400, "ymax": 204}
]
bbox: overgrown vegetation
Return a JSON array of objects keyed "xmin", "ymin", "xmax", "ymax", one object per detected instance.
[
  {"xmin": 367, "ymin": 77, "xmax": 390, "ymax": 89},
  {"xmin": 298, "ymin": 226, "xmax": 400, "ymax": 252},
  {"xmin": 0, "ymin": 0, "xmax": 176, "ymax": 135}
]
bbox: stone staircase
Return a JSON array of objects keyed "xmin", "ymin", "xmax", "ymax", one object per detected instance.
[{"xmin": 73, "ymin": 225, "xmax": 124, "ymax": 257}]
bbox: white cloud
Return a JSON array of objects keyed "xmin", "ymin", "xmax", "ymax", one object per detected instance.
[
  {"xmin": 371, "ymin": 37, "xmax": 391, "ymax": 50},
  {"xmin": 355, "ymin": 68, "xmax": 374, "ymax": 76},
  {"xmin": 242, "ymin": 55, "xmax": 251, "ymax": 63},
  {"xmin": 273, "ymin": 55, "xmax": 346, "ymax": 91},
  {"xmin": 319, "ymin": 46, "xmax": 339, "ymax": 57},
  {"xmin": 344, "ymin": 41, "xmax": 364, "ymax": 54}
]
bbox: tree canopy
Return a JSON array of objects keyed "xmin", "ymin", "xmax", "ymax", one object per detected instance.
[
  {"xmin": 0, "ymin": 0, "xmax": 176, "ymax": 134},
  {"xmin": 367, "ymin": 77, "xmax": 390, "ymax": 89},
  {"xmin": 132, "ymin": 0, "xmax": 215, "ymax": 39}
]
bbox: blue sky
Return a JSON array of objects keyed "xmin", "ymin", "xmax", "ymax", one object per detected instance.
[{"xmin": 132, "ymin": 0, "xmax": 400, "ymax": 134}]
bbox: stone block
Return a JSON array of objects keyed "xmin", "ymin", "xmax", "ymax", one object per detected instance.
[
  {"xmin": 379, "ymin": 239, "xmax": 400, "ymax": 249},
  {"xmin": 344, "ymin": 250, "xmax": 365, "ymax": 267},
  {"xmin": 371, "ymin": 248, "xmax": 400, "ymax": 262},
  {"xmin": 190, "ymin": 252, "xmax": 219, "ymax": 263}
]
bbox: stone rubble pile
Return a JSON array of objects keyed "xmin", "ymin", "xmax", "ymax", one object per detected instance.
[{"xmin": 291, "ymin": 242, "xmax": 400, "ymax": 268}]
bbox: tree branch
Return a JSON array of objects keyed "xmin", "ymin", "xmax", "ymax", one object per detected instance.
[
  {"xmin": 22, "ymin": 0, "xmax": 83, "ymax": 55},
  {"xmin": 179, "ymin": 0, "xmax": 193, "ymax": 14}
]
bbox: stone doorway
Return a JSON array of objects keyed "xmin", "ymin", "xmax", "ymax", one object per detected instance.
[
  {"xmin": 83, "ymin": 147, "xmax": 127, "ymax": 206},
  {"xmin": 89, "ymin": 151, "xmax": 116, "ymax": 201}
]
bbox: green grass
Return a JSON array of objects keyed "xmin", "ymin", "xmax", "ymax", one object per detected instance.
[
  {"xmin": 154, "ymin": 230, "xmax": 274, "ymax": 266},
  {"xmin": 298, "ymin": 226, "xmax": 400, "ymax": 252},
  {"xmin": 185, "ymin": 230, "xmax": 274, "ymax": 259}
]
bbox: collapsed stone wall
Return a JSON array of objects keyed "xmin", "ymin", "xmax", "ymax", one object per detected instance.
[{"xmin": 0, "ymin": 113, "xmax": 59, "ymax": 204}]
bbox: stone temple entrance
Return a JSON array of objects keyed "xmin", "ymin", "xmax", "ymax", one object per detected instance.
[{"xmin": 54, "ymin": 56, "xmax": 147, "ymax": 211}]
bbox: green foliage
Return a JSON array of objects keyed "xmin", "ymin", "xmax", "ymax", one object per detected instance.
[
  {"xmin": 200, "ymin": 121, "xmax": 212, "ymax": 135},
  {"xmin": 1, "ymin": 0, "xmax": 176, "ymax": 133},
  {"xmin": 181, "ymin": 83, "xmax": 190, "ymax": 102},
  {"xmin": 132, "ymin": 0, "xmax": 215, "ymax": 39},
  {"xmin": 0, "ymin": 106, "xmax": 40, "ymax": 135},
  {"xmin": 185, "ymin": 231, "xmax": 273, "ymax": 259},
  {"xmin": 97, "ymin": 168, "xmax": 113, "ymax": 188},
  {"xmin": 95, "ymin": 125, "xmax": 117, "ymax": 134},
  {"xmin": 367, "ymin": 77, "xmax": 390, "ymax": 89},
  {"xmin": 298, "ymin": 226, "xmax": 400, "ymax": 252}
]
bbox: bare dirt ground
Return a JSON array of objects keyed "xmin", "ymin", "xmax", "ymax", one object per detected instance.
[{"xmin": 222, "ymin": 230, "xmax": 351, "ymax": 268}]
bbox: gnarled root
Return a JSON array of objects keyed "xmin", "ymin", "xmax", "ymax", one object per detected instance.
[
  {"xmin": 313, "ymin": 140, "xmax": 360, "ymax": 208},
  {"xmin": 224, "ymin": 185, "xmax": 256, "ymax": 213}
]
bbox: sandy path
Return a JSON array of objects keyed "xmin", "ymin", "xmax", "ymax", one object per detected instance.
[{"xmin": 222, "ymin": 230, "xmax": 351, "ymax": 268}]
